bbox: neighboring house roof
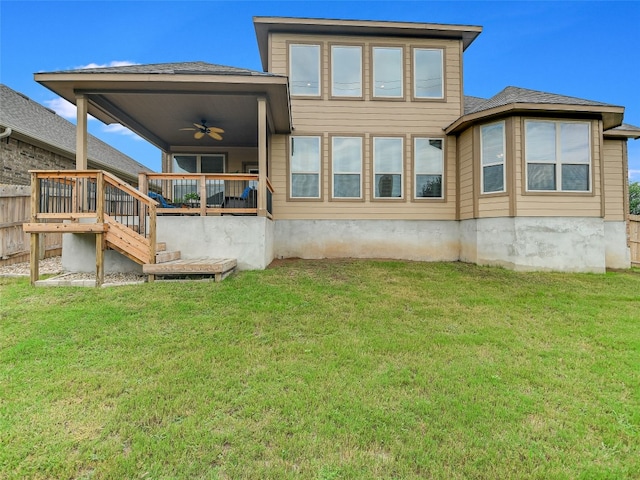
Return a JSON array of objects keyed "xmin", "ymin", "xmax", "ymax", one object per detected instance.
[
  {"xmin": 449, "ymin": 86, "xmax": 625, "ymax": 134},
  {"xmin": 48, "ymin": 61, "xmax": 283, "ymax": 78},
  {"xmin": 0, "ymin": 84, "xmax": 152, "ymax": 181}
]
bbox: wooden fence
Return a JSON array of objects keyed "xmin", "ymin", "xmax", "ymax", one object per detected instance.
[
  {"xmin": 630, "ymin": 214, "xmax": 640, "ymax": 267},
  {"xmin": 0, "ymin": 185, "xmax": 62, "ymax": 266}
]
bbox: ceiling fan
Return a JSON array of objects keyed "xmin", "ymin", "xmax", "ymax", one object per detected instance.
[{"xmin": 180, "ymin": 119, "xmax": 224, "ymax": 140}]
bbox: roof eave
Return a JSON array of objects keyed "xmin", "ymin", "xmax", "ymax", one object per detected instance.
[
  {"xmin": 445, "ymin": 103, "xmax": 625, "ymax": 134},
  {"xmin": 254, "ymin": 16, "xmax": 482, "ymax": 72},
  {"xmin": 604, "ymin": 129, "xmax": 640, "ymax": 140}
]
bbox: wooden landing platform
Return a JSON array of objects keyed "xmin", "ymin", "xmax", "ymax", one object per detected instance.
[{"xmin": 143, "ymin": 257, "xmax": 237, "ymax": 282}]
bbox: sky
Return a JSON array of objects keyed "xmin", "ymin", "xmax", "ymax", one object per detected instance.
[{"xmin": 1, "ymin": 0, "xmax": 639, "ymax": 180}]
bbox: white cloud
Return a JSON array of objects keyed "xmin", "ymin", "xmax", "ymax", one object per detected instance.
[
  {"xmin": 102, "ymin": 123, "xmax": 143, "ymax": 141},
  {"xmin": 629, "ymin": 169, "xmax": 640, "ymax": 182},
  {"xmin": 44, "ymin": 97, "xmax": 96, "ymax": 121},
  {"xmin": 76, "ymin": 60, "xmax": 138, "ymax": 69}
]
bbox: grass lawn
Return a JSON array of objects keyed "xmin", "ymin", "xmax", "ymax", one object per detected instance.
[{"xmin": 1, "ymin": 260, "xmax": 639, "ymax": 479}]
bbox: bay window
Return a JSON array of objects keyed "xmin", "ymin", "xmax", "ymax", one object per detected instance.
[
  {"xmin": 480, "ymin": 122, "xmax": 506, "ymax": 193},
  {"xmin": 526, "ymin": 120, "xmax": 590, "ymax": 191},
  {"xmin": 290, "ymin": 136, "xmax": 321, "ymax": 198}
]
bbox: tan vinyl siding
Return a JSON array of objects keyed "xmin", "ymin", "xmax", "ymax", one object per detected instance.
[
  {"xmin": 458, "ymin": 128, "xmax": 474, "ymax": 219},
  {"xmin": 602, "ymin": 138, "xmax": 627, "ymax": 221},
  {"xmin": 477, "ymin": 195, "xmax": 510, "ymax": 218},
  {"xmin": 517, "ymin": 118, "xmax": 602, "ymax": 217},
  {"xmin": 267, "ymin": 31, "xmax": 463, "ymax": 220}
]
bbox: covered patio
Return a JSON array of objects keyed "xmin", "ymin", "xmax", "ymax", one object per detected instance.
[{"xmin": 26, "ymin": 62, "xmax": 292, "ymax": 283}]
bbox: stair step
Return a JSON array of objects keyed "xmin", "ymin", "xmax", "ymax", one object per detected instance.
[
  {"xmin": 156, "ymin": 242, "xmax": 167, "ymax": 252},
  {"xmin": 155, "ymin": 250, "xmax": 181, "ymax": 263},
  {"xmin": 143, "ymin": 257, "xmax": 237, "ymax": 282}
]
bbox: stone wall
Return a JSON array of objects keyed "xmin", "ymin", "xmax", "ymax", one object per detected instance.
[{"xmin": 0, "ymin": 136, "xmax": 74, "ymax": 185}]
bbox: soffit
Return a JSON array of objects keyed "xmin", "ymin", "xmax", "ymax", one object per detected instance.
[{"xmin": 35, "ymin": 73, "xmax": 292, "ymax": 151}]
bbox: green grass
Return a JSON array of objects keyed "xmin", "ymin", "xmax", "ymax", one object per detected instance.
[{"xmin": 1, "ymin": 260, "xmax": 639, "ymax": 479}]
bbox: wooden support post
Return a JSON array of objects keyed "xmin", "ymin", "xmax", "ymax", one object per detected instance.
[
  {"xmin": 29, "ymin": 172, "xmax": 40, "ymax": 285},
  {"xmin": 75, "ymin": 95, "xmax": 88, "ymax": 170},
  {"xmin": 257, "ymin": 97, "xmax": 268, "ymax": 217},
  {"xmin": 199, "ymin": 174, "xmax": 207, "ymax": 216},
  {"xmin": 148, "ymin": 203, "xmax": 157, "ymax": 283},
  {"xmin": 95, "ymin": 171, "xmax": 105, "ymax": 287}
]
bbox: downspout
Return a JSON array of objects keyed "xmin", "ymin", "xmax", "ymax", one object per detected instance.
[{"xmin": 0, "ymin": 126, "xmax": 12, "ymax": 139}]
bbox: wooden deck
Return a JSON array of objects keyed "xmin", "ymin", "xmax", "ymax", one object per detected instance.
[{"xmin": 143, "ymin": 257, "xmax": 237, "ymax": 281}]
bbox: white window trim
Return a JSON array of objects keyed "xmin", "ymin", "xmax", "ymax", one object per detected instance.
[
  {"xmin": 480, "ymin": 121, "xmax": 506, "ymax": 194},
  {"xmin": 524, "ymin": 120, "xmax": 592, "ymax": 193},
  {"xmin": 332, "ymin": 136, "xmax": 363, "ymax": 199},
  {"xmin": 331, "ymin": 45, "xmax": 363, "ymax": 98},
  {"xmin": 413, "ymin": 48, "xmax": 444, "ymax": 99},
  {"xmin": 413, "ymin": 137, "xmax": 444, "ymax": 199},
  {"xmin": 373, "ymin": 137, "xmax": 404, "ymax": 199},
  {"xmin": 289, "ymin": 43, "xmax": 321, "ymax": 97},
  {"xmin": 290, "ymin": 136, "xmax": 321, "ymax": 199}
]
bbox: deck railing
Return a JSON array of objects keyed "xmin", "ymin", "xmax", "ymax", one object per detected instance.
[
  {"xmin": 138, "ymin": 173, "xmax": 274, "ymax": 218},
  {"xmin": 25, "ymin": 170, "xmax": 158, "ymax": 285}
]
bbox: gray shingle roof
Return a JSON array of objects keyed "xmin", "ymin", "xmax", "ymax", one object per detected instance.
[
  {"xmin": 464, "ymin": 86, "xmax": 617, "ymax": 115},
  {"xmin": 463, "ymin": 95, "xmax": 487, "ymax": 115},
  {"xmin": 49, "ymin": 61, "xmax": 281, "ymax": 77},
  {"xmin": 0, "ymin": 84, "xmax": 152, "ymax": 179}
]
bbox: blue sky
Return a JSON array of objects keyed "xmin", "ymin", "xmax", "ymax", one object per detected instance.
[{"xmin": 1, "ymin": 0, "xmax": 639, "ymax": 180}]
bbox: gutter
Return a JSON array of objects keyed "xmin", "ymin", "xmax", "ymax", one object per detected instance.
[{"xmin": 0, "ymin": 126, "xmax": 12, "ymax": 139}]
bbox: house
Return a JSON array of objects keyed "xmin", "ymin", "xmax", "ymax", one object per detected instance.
[
  {"xmin": 25, "ymin": 16, "xmax": 640, "ymax": 280},
  {"xmin": 0, "ymin": 84, "xmax": 152, "ymax": 186},
  {"xmin": 0, "ymin": 84, "xmax": 152, "ymax": 266}
]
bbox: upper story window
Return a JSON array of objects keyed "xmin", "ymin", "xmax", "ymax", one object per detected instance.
[
  {"xmin": 413, "ymin": 48, "xmax": 444, "ymax": 99},
  {"xmin": 480, "ymin": 122, "xmax": 506, "ymax": 194},
  {"xmin": 373, "ymin": 47, "xmax": 403, "ymax": 98},
  {"xmin": 373, "ymin": 137, "xmax": 403, "ymax": 198},
  {"xmin": 525, "ymin": 120, "xmax": 591, "ymax": 192},
  {"xmin": 414, "ymin": 138, "xmax": 444, "ymax": 198},
  {"xmin": 331, "ymin": 45, "xmax": 362, "ymax": 98},
  {"xmin": 290, "ymin": 136, "xmax": 321, "ymax": 198},
  {"xmin": 173, "ymin": 154, "xmax": 225, "ymax": 173},
  {"xmin": 332, "ymin": 136, "xmax": 362, "ymax": 198},
  {"xmin": 290, "ymin": 44, "xmax": 320, "ymax": 96}
]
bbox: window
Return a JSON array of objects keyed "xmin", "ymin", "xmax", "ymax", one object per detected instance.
[
  {"xmin": 414, "ymin": 48, "xmax": 443, "ymax": 99},
  {"xmin": 525, "ymin": 121, "xmax": 590, "ymax": 191},
  {"xmin": 480, "ymin": 122, "xmax": 506, "ymax": 193},
  {"xmin": 414, "ymin": 138, "xmax": 444, "ymax": 198},
  {"xmin": 373, "ymin": 47, "xmax": 403, "ymax": 98},
  {"xmin": 331, "ymin": 46, "xmax": 362, "ymax": 98},
  {"xmin": 290, "ymin": 137, "xmax": 321, "ymax": 198},
  {"xmin": 172, "ymin": 154, "xmax": 226, "ymax": 202},
  {"xmin": 332, "ymin": 137, "xmax": 362, "ymax": 198},
  {"xmin": 373, "ymin": 137, "xmax": 403, "ymax": 198},
  {"xmin": 290, "ymin": 44, "xmax": 320, "ymax": 96}
]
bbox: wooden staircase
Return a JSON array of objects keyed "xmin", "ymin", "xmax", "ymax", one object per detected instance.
[{"xmin": 24, "ymin": 170, "xmax": 237, "ymax": 286}]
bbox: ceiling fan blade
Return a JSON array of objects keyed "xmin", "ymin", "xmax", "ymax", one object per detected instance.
[
  {"xmin": 194, "ymin": 131, "xmax": 205, "ymax": 139},
  {"xmin": 193, "ymin": 123, "xmax": 206, "ymax": 129},
  {"xmin": 208, "ymin": 132, "xmax": 223, "ymax": 141},
  {"xmin": 208, "ymin": 126, "xmax": 224, "ymax": 134},
  {"xmin": 179, "ymin": 127, "xmax": 196, "ymax": 131}
]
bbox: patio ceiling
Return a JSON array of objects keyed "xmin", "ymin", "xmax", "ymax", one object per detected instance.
[{"xmin": 35, "ymin": 72, "xmax": 292, "ymax": 152}]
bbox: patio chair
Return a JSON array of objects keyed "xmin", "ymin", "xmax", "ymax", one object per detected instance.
[{"xmin": 148, "ymin": 191, "xmax": 177, "ymax": 208}]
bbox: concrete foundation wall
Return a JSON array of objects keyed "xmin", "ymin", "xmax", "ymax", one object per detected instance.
[
  {"xmin": 604, "ymin": 221, "xmax": 631, "ymax": 269},
  {"xmin": 62, "ymin": 233, "xmax": 142, "ymax": 274},
  {"xmin": 468, "ymin": 217, "xmax": 609, "ymax": 273},
  {"xmin": 157, "ymin": 216, "xmax": 273, "ymax": 270},
  {"xmin": 274, "ymin": 220, "xmax": 460, "ymax": 261}
]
